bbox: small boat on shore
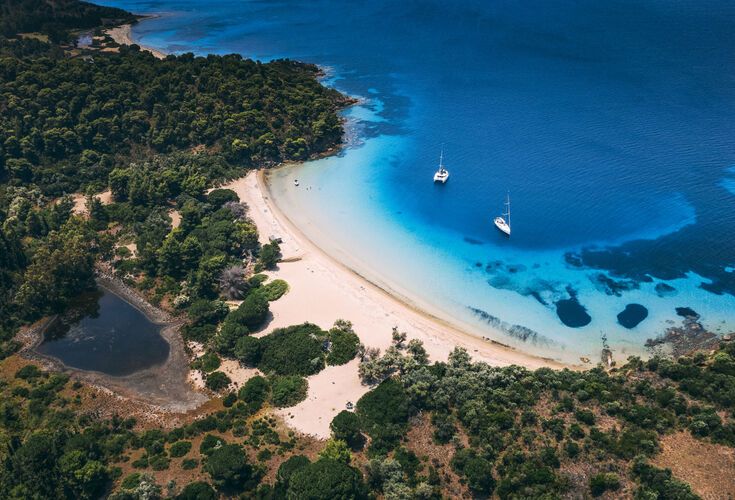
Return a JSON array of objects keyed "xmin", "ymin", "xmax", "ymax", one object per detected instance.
[
  {"xmin": 433, "ymin": 149, "xmax": 449, "ymax": 183},
  {"xmin": 294, "ymin": 179, "xmax": 300, "ymax": 187},
  {"xmin": 494, "ymin": 192, "xmax": 511, "ymax": 236}
]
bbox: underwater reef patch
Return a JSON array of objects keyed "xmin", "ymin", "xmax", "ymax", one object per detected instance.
[
  {"xmin": 554, "ymin": 287, "xmax": 591, "ymax": 328},
  {"xmin": 468, "ymin": 307, "xmax": 553, "ymax": 346},
  {"xmin": 675, "ymin": 307, "xmax": 699, "ymax": 319},
  {"xmin": 590, "ymin": 272, "xmax": 640, "ymax": 296},
  {"xmin": 616, "ymin": 303, "xmax": 648, "ymax": 329},
  {"xmin": 654, "ymin": 282, "xmax": 677, "ymax": 297}
]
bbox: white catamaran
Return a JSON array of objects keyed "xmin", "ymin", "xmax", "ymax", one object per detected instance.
[
  {"xmin": 494, "ymin": 192, "xmax": 511, "ymax": 236},
  {"xmin": 433, "ymin": 149, "xmax": 449, "ymax": 183}
]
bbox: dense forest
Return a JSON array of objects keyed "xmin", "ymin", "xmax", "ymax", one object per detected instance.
[
  {"xmin": 0, "ymin": 40, "xmax": 347, "ymax": 195},
  {"xmin": 0, "ymin": 1, "xmax": 733, "ymax": 499},
  {"xmin": 0, "ymin": 0, "xmax": 135, "ymax": 41},
  {"xmin": 0, "ymin": 0, "xmax": 349, "ymax": 361}
]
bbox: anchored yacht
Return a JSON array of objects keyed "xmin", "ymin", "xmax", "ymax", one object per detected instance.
[
  {"xmin": 494, "ymin": 192, "xmax": 511, "ymax": 236},
  {"xmin": 433, "ymin": 149, "xmax": 449, "ymax": 183}
]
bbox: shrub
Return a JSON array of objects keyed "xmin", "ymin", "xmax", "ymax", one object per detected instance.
[
  {"xmin": 319, "ymin": 439, "xmax": 352, "ymax": 464},
  {"xmin": 258, "ymin": 323, "xmax": 326, "ymax": 376},
  {"xmin": 227, "ymin": 292, "xmax": 269, "ymax": 331},
  {"xmin": 176, "ymin": 481, "xmax": 218, "ymax": 500},
  {"xmin": 270, "ymin": 375, "xmax": 308, "ymax": 407},
  {"xmin": 204, "ymin": 444, "xmax": 254, "ymax": 493},
  {"xmin": 589, "ymin": 472, "xmax": 620, "ymax": 496},
  {"xmin": 452, "ymin": 449, "xmax": 495, "ymax": 495},
  {"xmin": 330, "ymin": 410, "xmax": 364, "ymax": 449},
  {"xmin": 214, "ymin": 321, "xmax": 249, "ymax": 357},
  {"xmin": 149, "ymin": 455, "xmax": 170, "ymax": 471},
  {"xmin": 356, "ymin": 378, "xmax": 409, "ymax": 453},
  {"xmin": 200, "ymin": 434, "xmax": 226, "ymax": 456},
  {"xmin": 208, "ymin": 189, "xmax": 239, "ymax": 208},
  {"xmin": 238, "ymin": 376, "xmax": 270, "ymax": 410},
  {"xmin": 182, "ymin": 459, "xmax": 199, "ymax": 470},
  {"xmin": 15, "ymin": 364, "xmax": 42, "ymax": 380},
  {"xmin": 205, "ymin": 371, "xmax": 232, "ymax": 392},
  {"xmin": 261, "ymin": 279, "xmax": 288, "ymax": 301},
  {"xmin": 259, "ymin": 241, "xmax": 281, "ymax": 269},
  {"xmin": 287, "ymin": 458, "xmax": 367, "ymax": 499},
  {"xmin": 199, "ymin": 352, "xmax": 221, "ymax": 373},
  {"xmin": 276, "ymin": 455, "xmax": 310, "ymax": 487},
  {"xmin": 233, "ymin": 336, "xmax": 262, "ymax": 366},
  {"xmin": 327, "ymin": 321, "xmax": 360, "ymax": 366},
  {"xmin": 169, "ymin": 441, "xmax": 192, "ymax": 458}
]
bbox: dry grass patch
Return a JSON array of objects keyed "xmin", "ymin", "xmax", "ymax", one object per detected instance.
[{"xmin": 652, "ymin": 431, "xmax": 735, "ymax": 500}]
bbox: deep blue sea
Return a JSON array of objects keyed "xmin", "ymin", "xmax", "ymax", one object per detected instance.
[{"xmin": 100, "ymin": 0, "xmax": 735, "ymax": 362}]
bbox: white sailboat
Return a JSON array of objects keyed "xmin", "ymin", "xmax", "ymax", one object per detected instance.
[
  {"xmin": 433, "ymin": 149, "xmax": 449, "ymax": 183},
  {"xmin": 494, "ymin": 192, "xmax": 511, "ymax": 236}
]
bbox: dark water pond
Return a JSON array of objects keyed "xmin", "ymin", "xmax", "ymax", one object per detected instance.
[{"xmin": 36, "ymin": 288, "xmax": 170, "ymax": 377}]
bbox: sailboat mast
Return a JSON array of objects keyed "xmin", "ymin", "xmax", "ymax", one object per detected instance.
[
  {"xmin": 506, "ymin": 192, "xmax": 511, "ymax": 228},
  {"xmin": 439, "ymin": 149, "xmax": 444, "ymax": 170}
]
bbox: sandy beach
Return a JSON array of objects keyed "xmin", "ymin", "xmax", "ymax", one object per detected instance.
[
  {"xmin": 220, "ymin": 171, "xmax": 569, "ymax": 438},
  {"xmin": 106, "ymin": 23, "xmax": 167, "ymax": 59}
]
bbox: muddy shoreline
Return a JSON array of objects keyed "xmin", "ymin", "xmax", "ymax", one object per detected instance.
[{"xmin": 21, "ymin": 272, "xmax": 208, "ymax": 413}]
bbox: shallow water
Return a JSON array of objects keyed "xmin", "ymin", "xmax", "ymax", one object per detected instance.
[
  {"xmin": 99, "ymin": 0, "xmax": 735, "ymax": 362},
  {"xmin": 37, "ymin": 289, "xmax": 170, "ymax": 376}
]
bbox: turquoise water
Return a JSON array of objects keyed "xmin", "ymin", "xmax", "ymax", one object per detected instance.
[{"xmin": 101, "ymin": 0, "xmax": 735, "ymax": 362}]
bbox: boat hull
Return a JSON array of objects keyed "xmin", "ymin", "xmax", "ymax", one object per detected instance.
[
  {"xmin": 433, "ymin": 172, "xmax": 449, "ymax": 183},
  {"xmin": 494, "ymin": 217, "xmax": 510, "ymax": 236}
]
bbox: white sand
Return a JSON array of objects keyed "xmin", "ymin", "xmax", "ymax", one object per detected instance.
[
  {"xmin": 106, "ymin": 24, "xmax": 167, "ymax": 60},
  {"xmin": 218, "ymin": 171, "xmax": 568, "ymax": 438}
]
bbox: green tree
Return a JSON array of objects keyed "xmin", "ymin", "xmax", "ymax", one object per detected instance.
[
  {"xmin": 204, "ymin": 444, "xmax": 254, "ymax": 494},
  {"xmin": 330, "ymin": 411, "xmax": 364, "ymax": 449},
  {"xmin": 176, "ymin": 481, "xmax": 217, "ymax": 500},
  {"xmin": 287, "ymin": 458, "xmax": 367, "ymax": 500}
]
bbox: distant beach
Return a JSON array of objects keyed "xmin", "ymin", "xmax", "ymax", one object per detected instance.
[{"xmin": 105, "ymin": 22, "xmax": 166, "ymax": 59}]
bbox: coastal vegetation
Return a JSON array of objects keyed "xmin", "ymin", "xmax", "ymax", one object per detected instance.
[{"xmin": 1, "ymin": 2, "xmax": 734, "ymax": 499}]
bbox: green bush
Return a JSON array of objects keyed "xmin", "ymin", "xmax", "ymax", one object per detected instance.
[
  {"xmin": 200, "ymin": 434, "xmax": 226, "ymax": 456},
  {"xmin": 258, "ymin": 323, "xmax": 326, "ymax": 376},
  {"xmin": 330, "ymin": 410, "xmax": 364, "ymax": 449},
  {"xmin": 590, "ymin": 472, "xmax": 620, "ymax": 497},
  {"xmin": 204, "ymin": 444, "xmax": 255, "ymax": 494},
  {"xmin": 214, "ymin": 321, "xmax": 249, "ymax": 357},
  {"xmin": 270, "ymin": 376, "xmax": 308, "ymax": 407},
  {"xmin": 233, "ymin": 336, "xmax": 262, "ymax": 366},
  {"xmin": 149, "ymin": 455, "xmax": 170, "ymax": 471},
  {"xmin": 287, "ymin": 458, "xmax": 367, "ymax": 499},
  {"xmin": 176, "ymin": 481, "xmax": 218, "ymax": 500},
  {"xmin": 208, "ymin": 189, "xmax": 239, "ymax": 208},
  {"xmin": 238, "ymin": 376, "xmax": 270, "ymax": 411},
  {"xmin": 452, "ymin": 449, "xmax": 495, "ymax": 495},
  {"xmin": 261, "ymin": 279, "xmax": 289, "ymax": 301},
  {"xmin": 205, "ymin": 371, "xmax": 232, "ymax": 392},
  {"xmin": 227, "ymin": 293, "xmax": 269, "ymax": 331},
  {"xmin": 356, "ymin": 378, "xmax": 409, "ymax": 453},
  {"xmin": 182, "ymin": 459, "xmax": 199, "ymax": 470},
  {"xmin": 259, "ymin": 241, "xmax": 281, "ymax": 270},
  {"xmin": 169, "ymin": 441, "xmax": 192, "ymax": 458},
  {"xmin": 199, "ymin": 352, "xmax": 221, "ymax": 373},
  {"xmin": 327, "ymin": 321, "xmax": 360, "ymax": 366}
]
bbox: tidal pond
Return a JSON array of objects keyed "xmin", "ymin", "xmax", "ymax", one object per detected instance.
[{"xmin": 36, "ymin": 288, "xmax": 170, "ymax": 377}]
